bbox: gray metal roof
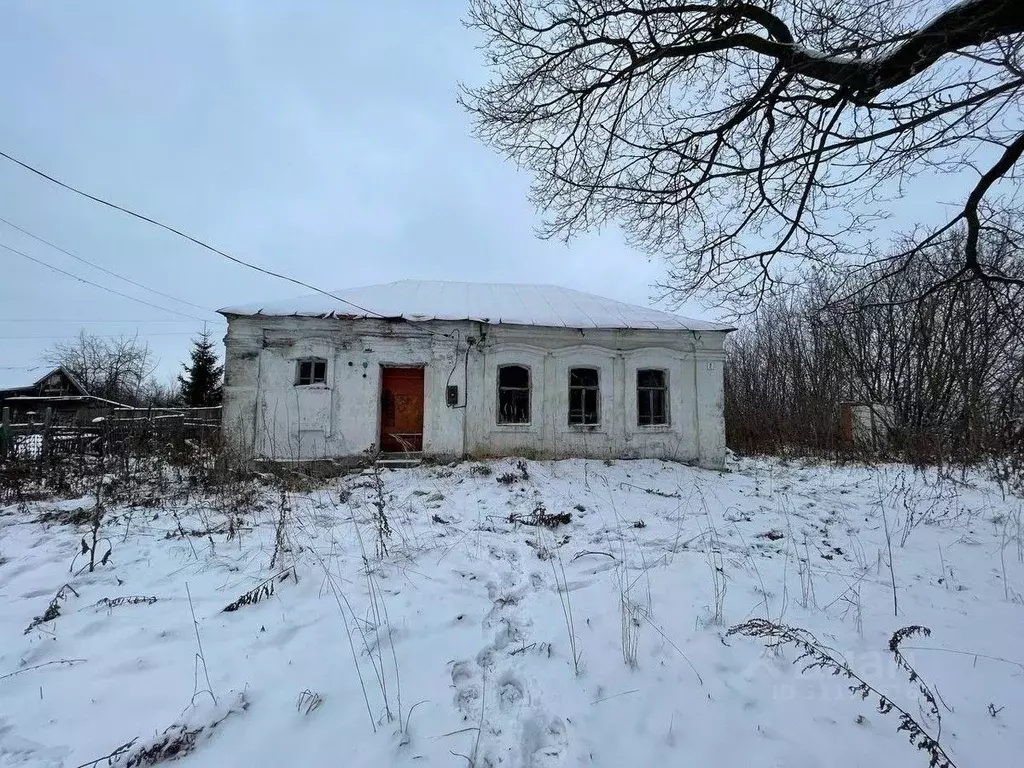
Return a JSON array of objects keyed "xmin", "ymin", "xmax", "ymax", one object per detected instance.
[{"xmin": 219, "ymin": 280, "xmax": 733, "ymax": 332}]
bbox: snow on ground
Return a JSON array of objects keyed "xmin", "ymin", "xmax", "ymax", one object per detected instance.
[{"xmin": 1, "ymin": 456, "xmax": 1023, "ymax": 767}]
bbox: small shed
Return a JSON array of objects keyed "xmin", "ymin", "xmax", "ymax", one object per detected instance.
[
  {"xmin": 218, "ymin": 280, "xmax": 734, "ymax": 467},
  {"xmin": 839, "ymin": 401, "xmax": 896, "ymax": 450}
]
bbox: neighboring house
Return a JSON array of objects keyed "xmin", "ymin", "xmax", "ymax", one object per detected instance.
[
  {"xmin": 218, "ymin": 280, "xmax": 734, "ymax": 467},
  {"xmin": 0, "ymin": 366, "xmax": 99, "ymax": 423}
]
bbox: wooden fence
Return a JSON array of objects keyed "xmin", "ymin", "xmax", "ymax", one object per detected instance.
[{"xmin": 0, "ymin": 405, "xmax": 222, "ymax": 460}]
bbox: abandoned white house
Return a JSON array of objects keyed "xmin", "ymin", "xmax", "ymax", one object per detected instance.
[{"xmin": 218, "ymin": 280, "xmax": 734, "ymax": 467}]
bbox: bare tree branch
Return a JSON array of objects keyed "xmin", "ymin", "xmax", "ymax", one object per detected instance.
[
  {"xmin": 44, "ymin": 331, "xmax": 158, "ymax": 405},
  {"xmin": 462, "ymin": 0, "xmax": 1024, "ymax": 308}
]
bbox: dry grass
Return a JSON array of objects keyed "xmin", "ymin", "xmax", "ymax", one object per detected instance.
[
  {"xmin": 221, "ymin": 568, "xmax": 297, "ymax": 613},
  {"xmin": 95, "ymin": 596, "xmax": 158, "ymax": 610},
  {"xmin": 548, "ymin": 537, "xmax": 582, "ymax": 675},
  {"xmin": 508, "ymin": 502, "xmax": 572, "ymax": 528},
  {"xmin": 24, "ymin": 583, "xmax": 78, "ymax": 635},
  {"xmin": 123, "ymin": 694, "xmax": 248, "ymax": 767},
  {"xmin": 296, "ymin": 689, "xmax": 324, "ymax": 715},
  {"xmin": 730, "ymin": 620, "xmax": 957, "ymax": 768}
]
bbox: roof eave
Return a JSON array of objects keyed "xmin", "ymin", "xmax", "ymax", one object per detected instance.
[{"xmin": 221, "ymin": 313, "xmax": 734, "ymax": 333}]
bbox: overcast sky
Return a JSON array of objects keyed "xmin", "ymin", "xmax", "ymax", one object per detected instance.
[
  {"xmin": 0, "ymin": 1, "xmax": 702, "ymax": 389},
  {"xmin": 1, "ymin": 1, "xmax": 972, "ymax": 394}
]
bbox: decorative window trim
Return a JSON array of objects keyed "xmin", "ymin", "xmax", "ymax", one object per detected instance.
[
  {"xmin": 295, "ymin": 357, "xmax": 328, "ymax": 386},
  {"xmin": 496, "ymin": 364, "xmax": 531, "ymax": 425}
]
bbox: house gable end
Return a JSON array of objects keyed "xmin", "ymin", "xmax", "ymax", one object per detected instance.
[{"xmin": 31, "ymin": 367, "xmax": 90, "ymax": 397}]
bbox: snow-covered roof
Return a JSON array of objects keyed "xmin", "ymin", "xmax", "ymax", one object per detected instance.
[{"xmin": 218, "ymin": 280, "xmax": 733, "ymax": 332}]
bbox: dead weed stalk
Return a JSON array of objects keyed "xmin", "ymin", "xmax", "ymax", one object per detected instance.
[
  {"xmin": 370, "ymin": 461, "xmax": 392, "ymax": 558},
  {"xmin": 729, "ymin": 620, "xmax": 956, "ymax": 768},
  {"xmin": 95, "ymin": 596, "xmax": 158, "ymax": 610},
  {"xmin": 97, "ymin": 692, "xmax": 248, "ymax": 767},
  {"xmin": 548, "ymin": 540, "xmax": 582, "ymax": 675},
  {"xmin": 186, "ymin": 582, "xmax": 216, "ymax": 707},
  {"xmin": 296, "ymin": 689, "xmax": 324, "ymax": 715},
  {"xmin": 222, "ymin": 567, "xmax": 297, "ymax": 612},
  {"xmin": 25, "ymin": 583, "xmax": 79, "ymax": 634},
  {"xmin": 270, "ymin": 487, "xmax": 291, "ymax": 571}
]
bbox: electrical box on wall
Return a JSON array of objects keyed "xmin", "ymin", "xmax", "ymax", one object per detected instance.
[{"xmin": 446, "ymin": 385, "xmax": 459, "ymax": 407}]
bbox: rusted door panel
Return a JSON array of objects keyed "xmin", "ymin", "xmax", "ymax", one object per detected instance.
[{"xmin": 380, "ymin": 367, "xmax": 425, "ymax": 452}]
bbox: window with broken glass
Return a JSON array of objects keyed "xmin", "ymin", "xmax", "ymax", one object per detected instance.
[
  {"xmin": 568, "ymin": 368, "xmax": 600, "ymax": 425},
  {"xmin": 497, "ymin": 365, "xmax": 530, "ymax": 424},
  {"xmin": 637, "ymin": 369, "xmax": 668, "ymax": 426},
  {"xmin": 295, "ymin": 358, "xmax": 327, "ymax": 386}
]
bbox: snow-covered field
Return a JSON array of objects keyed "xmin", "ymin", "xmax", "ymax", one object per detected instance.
[{"xmin": 1, "ymin": 456, "xmax": 1023, "ymax": 767}]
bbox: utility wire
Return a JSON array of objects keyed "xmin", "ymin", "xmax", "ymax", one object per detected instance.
[
  {"xmin": 0, "ymin": 148, "xmax": 413, "ymax": 325},
  {"xmin": 0, "ymin": 214, "xmax": 215, "ymax": 314},
  {"xmin": 1, "ymin": 240, "xmax": 209, "ymax": 322},
  {"xmin": 0, "ymin": 318, "xmax": 218, "ymax": 323},
  {"xmin": 0, "ymin": 331, "xmax": 206, "ymax": 340}
]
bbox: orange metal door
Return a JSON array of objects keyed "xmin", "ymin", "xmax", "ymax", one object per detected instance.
[{"xmin": 380, "ymin": 367, "xmax": 425, "ymax": 452}]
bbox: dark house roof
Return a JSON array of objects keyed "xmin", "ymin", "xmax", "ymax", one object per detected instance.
[{"xmin": 0, "ymin": 366, "xmax": 90, "ymax": 403}]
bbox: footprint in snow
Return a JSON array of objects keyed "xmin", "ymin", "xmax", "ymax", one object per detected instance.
[
  {"xmin": 486, "ymin": 587, "xmax": 526, "ymax": 623},
  {"xmin": 476, "ymin": 647, "xmax": 495, "ymax": 669},
  {"xmin": 452, "ymin": 660, "xmax": 474, "ymax": 685},
  {"xmin": 451, "ymin": 661, "xmax": 482, "ymax": 718},
  {"xmin": 492, "ymin": 617, "xmax": 526, "ymax": 651},
  {"xmin": 488, "ymin": 545, "xmax": 522, "ymax": 571},
  {"xmin": 497, "ymin": 672, "xmax": 525, "ymax": 712},
  {"xmin": 456, "ymin": 684, "xmax": 482, "ymax": 713},
  {"xmin": 520, "ymin": 713, "xmax": 569, "ymax": 767}
]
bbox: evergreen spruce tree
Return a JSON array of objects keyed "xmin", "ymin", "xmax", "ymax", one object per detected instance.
[{"xmin": 178, "ymin": 329, "xmax": 223, "ymax": 406}]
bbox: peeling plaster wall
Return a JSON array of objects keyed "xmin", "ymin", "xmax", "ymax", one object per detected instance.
[
  {"xmin": 221, "ymin": 316, "xmax": 728, "ymax": 467},
  {"xmin": 222, "ymin": 316, "xmax": 466, "ymax": 462}
]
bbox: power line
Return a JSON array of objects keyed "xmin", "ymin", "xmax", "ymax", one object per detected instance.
[
  {"xmin": 0, "ymin": 214, "xmax": 215, "ymax": 314},
  {"xmin": 0, "ymin": 331, "xmax": 209, "ymax": 340},
  {"xmin": 1, "ymin": 240, "xmax": 209, "ymax": 322},
  {"xmin": 0, "ymin": 318, "xmax": 221, "ymax": 323},
  {"xmin": 0, "ymin": 148, "xmax": 406, "ymax": 324}
]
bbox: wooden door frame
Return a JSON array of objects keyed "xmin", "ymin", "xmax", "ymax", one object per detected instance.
[{"xmin": 377, "ymin": 363, "xmax": 427, "ymax": 453}]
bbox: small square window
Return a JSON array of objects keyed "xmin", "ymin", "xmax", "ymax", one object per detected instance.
[
  {"xmin": 637, "ymin": 369, "xmax": 668, "ymax": 426},
  {"xmin": 295, "ymin": 358, "xmax": 327, "ymax": 386}
]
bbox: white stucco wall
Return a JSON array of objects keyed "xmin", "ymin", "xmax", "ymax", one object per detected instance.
[{"xmin": 221, "ymin": 316, "xmax": 729, "ymax": 467}]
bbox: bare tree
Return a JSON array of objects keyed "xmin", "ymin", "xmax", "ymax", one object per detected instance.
[
  {"xmin": 725, "ymin": 226, "xmax": 1024, "ymax": 462},
  {"xmin": 137, "ymin": 377, "xmax": 182, "ymax": 408},
  {"xmin": 461, "ymin": 0, "xmax": 1024, "ymax": 307},
  {"xmin": 45, "ymin": 331, "xmax": 158, "ymax": 406},
  {"xmin": 724, "ymin": 275, "xmax": 849, "ymax": 454}
]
